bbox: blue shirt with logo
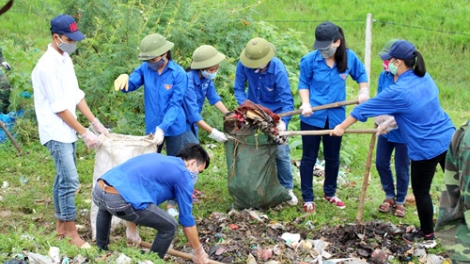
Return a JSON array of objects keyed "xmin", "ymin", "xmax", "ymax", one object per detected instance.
[
  {"xmin": 124, "ymin": 60, "xmax": 188, "ymax": 136},
  {"xmin": 351, "ymin": 70, "xmax": 455, "ymax": 160},
  {"xmin": 233, "ymin": 57, "xmax": 294, "ymax": 124},
  {"xmin": 183, "ymin": 70, "xmax": 222, "ymax": 135},
  {"xmin": 298, "ymin": 49, "xmax": 368, "ymax": 128},
  {"xmin": 99, "ymin": 153, "xmax": 196, "ymax": 227},
  {"xmin": 377, "ymin": 70, "xmax": 405, "ymax": 144}
]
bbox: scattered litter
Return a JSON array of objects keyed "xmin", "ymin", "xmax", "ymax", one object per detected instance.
[
  {"xmin": 115, "ymin": 253, "xmax": 132, "ymax": 264},
  {"xmin": 2, "ymin": 181, "xmax": 9, "ymax": 189},
  {"xmin": 48, "ymin": 247, "xmax": 60, "ymax": 263},
  {"xmin": 25, "ymin": 252, "xmax": 53, "ymax": 264},
  {"xmin": 19, "ymin": 175, "xmax": 29, "ymax": 185}
]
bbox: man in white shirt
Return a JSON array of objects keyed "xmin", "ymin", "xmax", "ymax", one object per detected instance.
[{"xmin": 32, "ymin": 14, "xmax": 109, "ymax": 249}]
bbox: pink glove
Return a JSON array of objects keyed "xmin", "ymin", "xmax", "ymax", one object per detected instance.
[
  {"xmin": 193, "ymin": 245, "xmax": 209, "ymax": 264},
  {"xmin": 80, "ymin": 129, "xmax": 100, "ymax": 149},
  {"xmin": 91, "ymin": 118, "xmax": 109, "ymax": 136}
]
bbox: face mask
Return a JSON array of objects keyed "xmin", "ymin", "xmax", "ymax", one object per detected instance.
[
  {"xmin": 202, "ymin": 70, "xmax": 218, "ymax": 80},
  {"xmin": 148, "ymin": 58, "xmax": 166, "ymax": 71},
  {"xmin": 254, "ymin": 63, "xmax": 268, "ymax": 73},
  {"xmin": 56, "ymin": 36, "xmax": 77, "ymax": 54},
  {"xmin": 382, "ymin": 60, "xmax": 390, "ymax": 71},
  {"xmin": 319, "ymin": 45, "xmax": 337, "ymax": 59},
  {"xmin": 188, "ymin": 162, "xmax": 199, "ymax": 184},
  {"xmin": 389, "ymin": 61, "xmax": 398, "ymax": 75}
]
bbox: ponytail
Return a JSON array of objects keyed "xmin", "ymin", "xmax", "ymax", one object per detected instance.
[
  {"xmin": 334, "ymin": 26, "xmax": 348, "ymax": 73},
  {"xmin": 403, "ymin": 50, "xmax": 426, "ymax": 77}
]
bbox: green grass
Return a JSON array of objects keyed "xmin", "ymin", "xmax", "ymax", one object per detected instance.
[{"xmin": 0, "ymin": 0, "xmax": 468, "ymax": 262}]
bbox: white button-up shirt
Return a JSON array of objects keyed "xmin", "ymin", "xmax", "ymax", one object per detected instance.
[{"xmin": 32, "ymin": 44, "xmax": 85, "ymax": 145}]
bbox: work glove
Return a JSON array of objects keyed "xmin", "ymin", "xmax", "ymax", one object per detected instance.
[
  {"xmin": 80, "ymin": 129, "xmax": 100, "ymax": 149},
  {"xmin": 208, "ymin": 128, "xmax": 228, "ymax": 143},
  {"xmin": 126, "ymin": 228, "xmax": 142, "ymax": 247},
  {"xmin": 357, "ymin": 88, "xmax": 370, "ymax": 103},
  {"xmin": 166, "ymin": 207, "xmax": 179, "ymax": 218},
  {"xmin": 152, "ymin": 126, "xmax": 164, "ymax": 145},
  {"xmin": 276, "ymin": 120, "xmax": 287, "ymax": 133},
  {"xmin": 1, "ymin": 61, "xmax": 11, "ymax": 71},
  {"xmin": 376, "ymin": 115, "xmax": 398, "ymax": 135},
  {"xmin": 90, "ymin": 118, "xmax": 110, "ymax": 137},
  {"xmin": 299, "ymin": 103, "xmax": 313, "ymax": 117},
  {"xmin": 192, "ymin": 245, "xmax": 209, "ymax": 264},
  {"xmin": 114, "ymin": 74, "xmax": 129, "ymax": 91}
]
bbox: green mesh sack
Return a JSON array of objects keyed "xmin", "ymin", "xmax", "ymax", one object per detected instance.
[{"xmin": 224, "ymin": 132, "xmax": 290, "ymax": 210}]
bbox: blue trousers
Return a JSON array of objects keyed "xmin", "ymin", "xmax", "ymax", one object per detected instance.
[
  {"xmin": 276, "ymin": 144, "xmax": 294, "ymax": 189},
  {"xmin": 375, "ymin": 135, "xmax": 410, "ymax": 204}
]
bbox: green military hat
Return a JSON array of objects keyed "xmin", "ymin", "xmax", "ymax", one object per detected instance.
[
  {"xmin": 379, "ymin": 38, "xmax": 402, "ymax": 56},
  {"xmin": 191, "ymin": 45, "xmax": 226, "ymax": 70},
  {"xmin": 138, "ymin": 33, "xmax": 174, "ymax": 60},
  {"xmin": 240, "ymin": 37, "xmax": 275, "ymax": 69}
]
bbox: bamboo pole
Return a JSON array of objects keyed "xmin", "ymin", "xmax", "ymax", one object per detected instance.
[
  {"xmin": 139, "ymin": 241, "xmax": 225, "ymax": 264},
  {"xmin": 278, "ymin": 99, "xmax": 358, "ymax": 117},
  {"xmin": 0, "ymin": 120, "xmax": 22, "ymax": 155},
  {"xmin": 279, "ymin": 129, "xmax": 377, "ymax": 137}
]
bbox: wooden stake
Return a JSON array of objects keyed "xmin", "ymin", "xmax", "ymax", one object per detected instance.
[
  {"xmin": 0, "ymin": 120, "xmax": 22, "ymax": 155},
  {"xmin": 139, "ymin": 241, "xmax": 225, "ymax": 264},
  {"xmin": 278, "ymin": 99, "xmax": 358, "ymax": 117}
]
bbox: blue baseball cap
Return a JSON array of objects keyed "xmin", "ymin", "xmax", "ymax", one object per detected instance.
[
  {"xmin": 380, "ymin": 40, "xmax": 416, "ymax": 60},
  {"xmin": 50, "ymin": 14, "xmax": 85, "ymax": 41},
  {"xmin": 313, "ymin": 22, "xmax": 340, "ymax": 50}
]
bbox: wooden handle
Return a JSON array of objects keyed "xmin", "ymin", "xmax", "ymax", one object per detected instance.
[
  {"xmin": 279, "ymin": 129, "xmax": 377, "ymax": 136},
  {"xmin": 139, "ymin": 241, "xmax": 225, "ymax": 264},
  {"xmin": 0, "ymin": 120, "xmax": 22, "ymax": 154},
  {"xmin": 278, "ymin": 99, "xmax": 359, "ymax": 117}
]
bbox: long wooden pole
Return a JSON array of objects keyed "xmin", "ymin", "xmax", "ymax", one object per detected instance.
[
  {"xmin": 278, "ymin": 99, "xmax": 358, "ymax": 117},
  {"xmin": 279, "ymin": 129, "xmax": 377, "ymax": 137},
  {"xmin": 0, "ymin": 120, "xmax": 22, "ymax": 154},
  {"xmin": 356, "ymin": 13, "xmax": 374, "ymax": 223},
  {"xmin": 140, "ymin": 241, "xmax": 225, "ymax": 264}
]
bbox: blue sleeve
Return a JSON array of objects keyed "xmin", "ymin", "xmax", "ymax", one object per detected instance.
[
  {"xmin": 124, "ymin": 65, "xmax": 145, "ymax": 93},
  {"xmin": 174, "ymin": 175, "xmax": 196, "ymax": 227},
  {"xmin": 184, "ymin": 77, "xmax": 203, "ymax": 124},
  {"xmin": 377, "ymin": 71, "xmax": 387, "ymax": 94},
  {"xmin": 351, "ymin": 88, "xmax": 399, "ymax": 122},
  {"xmin": 206, "ymin": 81, "xmax": 222, "ymax": 105},
  {"xmin": 298, "ymin": 55, "xmax": 312, "ymax": 90},
  {"xmin": 158, "ymin": 70, "xmax": 188, "ymax": 133},
  {"xmin": 233, "ymin": 62, "xmax": 248, "ymax": 105},
  {"xmin": 275, "ymin": 64, "xmax": 294, "ymax": 123},
  {"xmin": 348, "ymin": 51, "xmax": 368, "ymax": 84}
]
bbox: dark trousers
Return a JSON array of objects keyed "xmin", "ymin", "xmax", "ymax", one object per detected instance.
[{"xmin": 410, "ymin": 151, "xmax": 446, "ymax": 235}]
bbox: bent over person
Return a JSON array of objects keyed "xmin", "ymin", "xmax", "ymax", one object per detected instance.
[{"xmin": 92, "ymin": 143, "xmax": 210, "ymax": 263}]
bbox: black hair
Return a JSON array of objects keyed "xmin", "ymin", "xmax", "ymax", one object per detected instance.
[
  {"xmin": 334, "ymin": 26, "xmax": 348, "ymax": 73},
  {"xmin": 166, "ymin": 50, "xmax": 172, "ymax": 61},
  {"xmin": 176, "ymin": 143, "xmax": 210, "ymax": 169},
  {"xmin": 402, "ymin": 51, "xmax": 426, "ymax": 77}
]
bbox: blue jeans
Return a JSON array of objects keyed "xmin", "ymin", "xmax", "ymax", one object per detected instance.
[
  {"xmin": 92, "ymin": 183, "xmax": 178, "ymax": 258},
  {"xmin": 299, "ymin": 121, "xmax": 342, "ymax": 202},
  {"xmin": 157, "ymin": 131, "xmax": 198, "ymax": 156},
  {"xmin": 276, "ymin": 144, "xmax": 294, "ymax": 189},
  {"xmin": 375, "ymin": 135, "xmax": 410, "ymax": 204},
  {"xmin": 45, "ymin": 140, "xmax": 80, "ymax": 221}
]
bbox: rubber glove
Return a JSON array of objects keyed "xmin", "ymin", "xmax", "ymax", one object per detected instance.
[
  {"xmin": 166, "ymin": 207, "xmax": 179, "ymax": 218},
  {"xmin": 1, "ymin": 61, "xmax": 11, "ymax": 71},
  {"xmin": 90, "ymin": 118, "xmax": 110, "ymax": 137},
  {"xmin": 208, "ymin": 128, "xmax": 228, "ymax": 142},
  {"xmin": 374, "ymin": 115, "xmax": 389, "ymax": 125},
  {"xmin": 126, "ymin": 228, "xmax": 142, "ymax": 247},
  {"xmin": 276, "ymin": 120, "xmax": 287, "ymax": 133},
  {"xmin": 152, "ymin": 126, "xmax": 164, "ymax": 145},
  {"xmin": 80, "ymin": 129, "xmax": 100, "ymax": 149},
  {"xmin": 357, "ymin": 88, "xmax": 370, "ymax": 103},
  {"xmin": 377, "ymin": 116, "xmax": 398, "ymax": 135},
  {"xmin": 299, "ymin": 103, "xmax": 313, "ymax": 117},
  {"xmin": 193, "ymin": 245, "xmax": 209, "ymax": 264},
  {"xmin": 114, "ymin": 74, "xmax": 129, "ymax": 91}
]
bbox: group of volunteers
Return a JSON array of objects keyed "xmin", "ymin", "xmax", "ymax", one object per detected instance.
[{"xmin": 30, "ymin": 12, "xmax": 469, "ymax": 263}]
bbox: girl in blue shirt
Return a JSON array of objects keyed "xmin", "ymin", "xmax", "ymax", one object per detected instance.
[
  {"xmin": 298, "ymin": 22, "xmax": 368, "ymax": 212},
  {"xmin": 331, "ymin": 40, "xmax": 455, "ymax": 243}
]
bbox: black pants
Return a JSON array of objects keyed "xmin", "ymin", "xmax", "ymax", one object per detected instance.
[{"xmin": 410, "ymin": 151, "xmax": 446, "ymax": 235}]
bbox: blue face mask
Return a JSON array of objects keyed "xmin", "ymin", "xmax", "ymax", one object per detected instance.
[
  {"xmin": 202, "ymin": 70, "xmax": 218, "ymax": 80},
  {"xmin": 190, "ymin": 170, "xmax": 199, "ymax": 184},
  {"xmin": 148, "ymin": 58, "xmax": 165, "ymax": 71}
]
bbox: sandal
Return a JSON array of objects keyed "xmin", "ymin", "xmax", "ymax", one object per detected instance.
[
  {"xmin": 394, "ymin": 204, "xmax": 406, "ymax": 218},
  {"xmin": 378, "ymin": 198, "xmax": 395, "ymax": 213}
]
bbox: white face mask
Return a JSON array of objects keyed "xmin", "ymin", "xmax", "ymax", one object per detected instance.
[{"xmin": 55, "ymin": 36, "xmax": 77, "ymax": 54}]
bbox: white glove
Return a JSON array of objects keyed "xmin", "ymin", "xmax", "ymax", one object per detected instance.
[
  {"xmin": 277, "ymin": 120, "xmax": 286, "ymax": 133},
  {"xmin": 2, "ymin": 61, "xmax": 11, "ymax": 71},
  {"xmin": 90, "ymin": 118, "xmax": 110, "ymax": 137},
  {"xmin": 152, "ymin": 126, "xmax": 164, "ymax": 145},
  {"xmin": 167, "ymin": 207, "xmax": 179, "ymax": 218},
  {"xmin": 357, "ymin": 88, "xmax": 370, "ymax": 103},
  {"xmin": 114, "ymin": 74, "xmax": 129, "ymax": 91},
  {"xmin": 299, "ymin": 103, "xmax": 313, "ymax": 117},
  {"xmin": 126, "ymin": 228, "xmax": 142, "ymax": 247},
  {"xmin": 193, "ymin": 245, "xmax": 209, "ymax": 264},
  {"xmin": 376, "ymin": 115, "xmax": 398, "ymax": 135},
  {"xmin": 208, "ymin": 128, "xmax": 228, "ymax": 143},
  {"xmin": 80, "ymin": 129, "xmax": 100, "ymax": 149}
]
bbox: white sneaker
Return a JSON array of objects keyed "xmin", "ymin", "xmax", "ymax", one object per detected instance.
[
  {"xmin": 286, "ymin": 189, "xmax": 298, "ymax": 206},
  {"xmin": 166, "ymin": 207, "xmax": 179, "ymax": 218}
]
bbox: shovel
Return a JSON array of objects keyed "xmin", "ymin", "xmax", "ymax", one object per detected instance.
[
  {"xmin": 139, "ymin": 241, "xmax": 225, "ymax": 264},
  {"xmin": 279, "ymin": 128, "xmax": 377, "ymax": 137},
  {"xmin": 278, "ymin": 99, "xmax": 358, "ymax": 117},
  {"xmin": 0, "ymin": 119, "xmax": 22, "ymax": 155}
]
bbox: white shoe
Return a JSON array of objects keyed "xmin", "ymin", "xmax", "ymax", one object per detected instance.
[
  {"xmin": 286, "ymin": 189, "xmax": 298, "ymax": 206},
  {"xmin": 166, "ymin": 207, "xmax": 179, "ymax": 218}
]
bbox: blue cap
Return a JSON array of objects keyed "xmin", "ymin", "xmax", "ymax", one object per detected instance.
[
  {"xmin": 380, "ymin": 40, "xmax": 416, "ymax": 60},
  {"xmin": 313, "ymin": 22, "xmax": 340, "ymax": 50},
  {"xmin": 50, "ymin": 14, "xmax": 85, "ymax": 41}
]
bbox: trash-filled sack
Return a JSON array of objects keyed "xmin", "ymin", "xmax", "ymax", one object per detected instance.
[
  {"xmin": 90, "ymin": 133, "xmax": 156, "ymax": 240},
  {"xmin": 224, "ymin": 100, "xmax": 290, "ymax": 210}
]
